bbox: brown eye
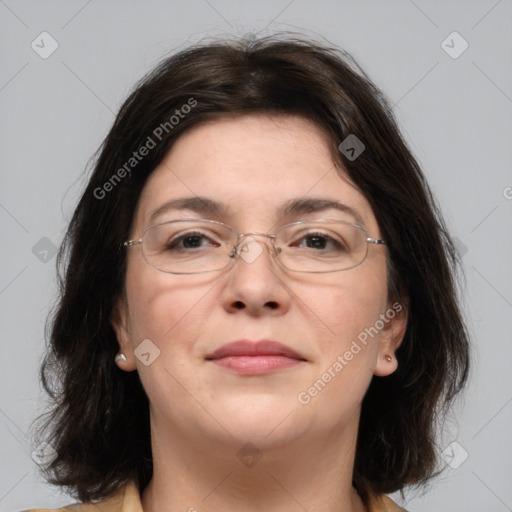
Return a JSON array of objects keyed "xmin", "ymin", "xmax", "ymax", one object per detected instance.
[
  {"xmin": 166, "ymin": 232, "xmax": 220, "ymax": 251},
  {"xmin": 291, "ymin": 233, "xmax": 347, "ymax": 252}
]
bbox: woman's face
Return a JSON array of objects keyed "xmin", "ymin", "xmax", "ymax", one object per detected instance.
[{"xmin": 112, "ymin": 113, "xmax": 406, "ymax": 449}]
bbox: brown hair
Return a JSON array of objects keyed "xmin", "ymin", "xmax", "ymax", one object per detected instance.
[{"xmin": 36, "ymin": 34, "xmax": 470, "ymax": 507}]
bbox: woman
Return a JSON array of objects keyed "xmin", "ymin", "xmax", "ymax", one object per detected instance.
[{"xmin": 27, "ymin": 35, "xmax": 470, "ymax": 512}]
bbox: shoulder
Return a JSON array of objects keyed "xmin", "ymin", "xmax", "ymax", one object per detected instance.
[
  {"xmin": 19, "ymin": 504, "xmax": 107, "ymax": 512},
  {"xmin": 19, "ymin": 506, "xmax": 87, "ymax": 512},
  {"xmin": 368, "ymin": 493, "xmax": 410, "ymax": 512},
  {"xmin": 21, "ymin": 485, "xmax": 406, "ymax": 512},
  {"xmin": 18, "ymin": 480, "xmax": 142, "ymax": 512},
  {"xmin": 20, "ymin": 508, "xmax": 77, "ymax": 512}
]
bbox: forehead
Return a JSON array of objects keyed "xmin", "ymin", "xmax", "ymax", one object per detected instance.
[{"xmin": 132, "ymin": 114, "xmax": 379, "ymax": 234}]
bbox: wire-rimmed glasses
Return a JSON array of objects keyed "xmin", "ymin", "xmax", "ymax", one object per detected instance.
[{"xmin": 122, "ymin": 218, "xmax": 385, "ymax": 274}]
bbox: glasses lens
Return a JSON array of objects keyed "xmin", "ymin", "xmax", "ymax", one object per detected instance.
[
  {"xmin": 142, "ymin": 220, "xmax": 235, "ymax": 274},
  {"xmin": 276, "ymin": 221, "xmax": 368, "ymax": 272}
]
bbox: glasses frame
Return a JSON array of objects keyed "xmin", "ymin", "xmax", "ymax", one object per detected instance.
[{"xmin": 122, "ymin": 218, "xmax": 386, "ymax": 275}]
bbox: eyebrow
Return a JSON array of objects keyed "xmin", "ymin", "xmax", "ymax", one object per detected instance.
[
  {"xmin": 148, "ymin": 197, "xmax": 229, "ymax": 224},
  {"xmin": 148, "ymin": 196, "xmax": 367, "ymax": 228}
]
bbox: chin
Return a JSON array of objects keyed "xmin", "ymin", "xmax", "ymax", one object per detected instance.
[{"xmin": 215, "ymin": 397, "xmax": 305, "ymax": 439}]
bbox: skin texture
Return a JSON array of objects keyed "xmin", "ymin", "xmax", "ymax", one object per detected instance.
[{"xmin": 111, "ymin": 113, "xmax": 407, "ymax": 512}]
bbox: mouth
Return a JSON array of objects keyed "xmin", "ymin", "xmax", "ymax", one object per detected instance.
[{"xmin": 205, "ymin": 339, "xmax": 307, "ymax": 375}]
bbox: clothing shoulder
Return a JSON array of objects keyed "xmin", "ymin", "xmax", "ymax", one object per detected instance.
[
  {"xmin": 21, "ymin": 485, "xmax": 406, "ymax": 512},
  {"xmin": 20, "ymin": 506, "xmax": 95, "ymax": 512},
  {"xmin": 19, "ymin": 503, "xmax": 113, "ymax": 512},
  {"xmin": 369, "ymin": 493, "xmax": 410, "ymax": 512},
  {"xmin": 18, "ymin": 481, "xmax": 141, "ymax": 512}
]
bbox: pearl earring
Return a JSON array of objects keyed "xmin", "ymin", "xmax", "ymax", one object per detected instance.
[
  {"xmin": 115, "ymin": 353, "xmax": 127, "ymax": 363},
  {"xmin": 384, "ymin": 355, "xmax": 393, "ymax": 362}
]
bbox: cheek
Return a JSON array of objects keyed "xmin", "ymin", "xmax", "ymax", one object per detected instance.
[
  {"xmin": 313, "ymin": 261, "xmax": 389, "ymax": 350},
  {"xmin": 297, "ymin": 266, "xmax": 389, "ymax": 417},
  {"xmin": 124, "ymin": 260, "xmax": 217, "ymax": 351}
]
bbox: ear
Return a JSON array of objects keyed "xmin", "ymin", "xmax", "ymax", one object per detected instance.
[
  {"xmin": 373, "ymin": 301, "xmax": 408, "ymax": 377},
  {"xmin": 110, "ymin": 294, "xmax": 137, "ymax": 372}
]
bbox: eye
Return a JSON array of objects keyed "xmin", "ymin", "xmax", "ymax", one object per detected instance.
[
  {"xmin": 290, "ymin": 232, "xmax": 348, "ymax": 252},
  {"xmin": 166, "ymin": 231, "xmax": 221, "ymax": 251}
]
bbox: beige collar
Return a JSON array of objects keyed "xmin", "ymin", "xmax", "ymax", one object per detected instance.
[{"xmin": 25, "ymin": 480, "xmax": 406, "ymax": 512}]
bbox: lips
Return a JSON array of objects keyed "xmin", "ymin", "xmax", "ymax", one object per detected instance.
[
  {"xmin": 205, "ymin": 340, "xmax": 307, "ymax": 375},
  {"xmin": 205, "ymin": 340, "xmax": 306, "ymax": 361}
]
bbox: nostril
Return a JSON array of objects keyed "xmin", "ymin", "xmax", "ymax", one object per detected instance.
[
  {"xmin": 233, "ymin": 301, "xmax": 245, "ymax": 309},
  {"xmin": 265, "ymin": 301, "xmax": 278, "ymax": 309}
]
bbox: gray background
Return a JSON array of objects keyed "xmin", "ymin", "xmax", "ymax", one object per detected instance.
[{"xmin": 1, "ymin": 1, "xmax": 511, "ymax": 511}]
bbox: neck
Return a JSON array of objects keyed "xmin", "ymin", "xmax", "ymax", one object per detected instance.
[{"xmin": 141, "ymin": 410, "xmax": 368, "ymax": 512}]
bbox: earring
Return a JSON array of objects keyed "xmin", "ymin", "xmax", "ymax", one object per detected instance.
[
  {"xmin": 115, "ymin": 353, "xmax": 127, "ymax": 363},
  {"xmin": 384, "ymin": 355, "xmax": 393, "ymax": 362}
]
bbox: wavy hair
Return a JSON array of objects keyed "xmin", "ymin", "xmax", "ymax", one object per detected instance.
[{"xmin": 36, "ymin": 34, "xmax": 470, "ymax": 507}]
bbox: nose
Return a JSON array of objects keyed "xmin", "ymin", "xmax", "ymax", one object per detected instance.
[{"xmin": 220, "ymin": 233, "xmax": 291, "ymax": 316}]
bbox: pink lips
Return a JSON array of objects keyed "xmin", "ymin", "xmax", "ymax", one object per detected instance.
[{"xmin": 205, "ymin": 340, "xmax": 306, "ymax": 375}]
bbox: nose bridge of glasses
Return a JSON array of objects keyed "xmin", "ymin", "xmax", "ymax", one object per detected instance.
[{"xmin": 232, "ymin": 231, "xmax": 279, "ymax": 263}]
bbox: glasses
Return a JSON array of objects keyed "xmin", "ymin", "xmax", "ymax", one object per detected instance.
[{"xmin": 122, "ymin": 218, "xmax": 385, "ymax": 275}]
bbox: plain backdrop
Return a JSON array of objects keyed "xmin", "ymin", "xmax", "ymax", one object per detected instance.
[{"xmin": 1, "ymin": 1, "xmax": 511, "ymax": 511}]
